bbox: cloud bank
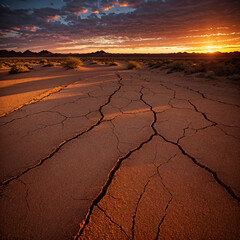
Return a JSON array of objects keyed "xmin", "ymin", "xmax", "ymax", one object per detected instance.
[{"xmin": 0, "ymin": 0, "xmax": 239, "ymax": 53}]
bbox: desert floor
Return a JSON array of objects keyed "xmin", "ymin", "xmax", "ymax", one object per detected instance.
[{"xmin": 0, "ymin": 63, "xmax": 239, "ymax": 239}]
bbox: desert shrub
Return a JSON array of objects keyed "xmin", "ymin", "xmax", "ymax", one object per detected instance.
[
  {"xmin": 195, "ymin": 71, "xmax": 215, "ymax": 79},
  {"xmin": 5, "ymin": 62, "xmax": 14, "ymax": 67},
  {"xmin": 127, "ymin": 61, "xmax": 141, "ymax": 69},
  {"xmin": 63, "ymin": 57, "xmax": 83, "ymax": 69},
  {"xmin": 90, "ymin": 60, "xmax": 98, "ymax": 64},
  {"xmin": 24, "ymin": 64, "xmax": 33, "ymax": 70},
  {"xmin": 152, "ymin": 61, "xmax": 165, "ymax": 69},
  {"xmin": 43, "ymin": 62, "xmax": 58, "ymax": 67},
  {"xmin": 148, "ymin": 61, "xmax": 156, "ymax": 68},
  {"xmin": 9, "ymin": 64, "xmax": 31, "ymax": 74},
  {"xmin": 90, "ymin": 60, "xmax": 103, "ymax": 65},
  {"xmin": 40, "ymin": 59, "xmax": 48, "ymax": 64},
  {"xmin": 211, "ymin": 61, "xmax": 240, "ymax": 76},
  {"xmin": 0, "ymin": 63, "xmax": 9, "ymax": 69},
  {"xmin": 228, "ymin": 74, "xmax": 240, "ymax": 81},
  {"xmin": 166, "ymin": 61, "xmax": 189, "ymax": 73},
  {"xmin": 109, "ymin": 61, "xmax": 119, "ymax": 66}
]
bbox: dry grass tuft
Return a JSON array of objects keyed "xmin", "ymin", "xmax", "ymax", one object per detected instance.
[
  {"xmin": 128, "ymin": 61, "xmax": 141, "ymax": 69},
  {"xmin": 63, "ymin": 57, "xmax": 83, "ymax": 69},
  {"xmin": 43, "ymin": 62, "xmax": 58, "ymax": 67},
  {"xmin": 9, "ymin": 64, "xmax": 31, "ymax": 74}
]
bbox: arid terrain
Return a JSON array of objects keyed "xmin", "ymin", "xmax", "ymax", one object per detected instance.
[{"xmin": 0, "ymin": 59, "xmax": 239, "ymax": 239}]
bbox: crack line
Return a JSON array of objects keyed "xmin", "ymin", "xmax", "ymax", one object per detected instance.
[
  {"xmin": 0, "ymin": 82, "xmax": 78, "ymax": 118},
  {"xmin": 0, "ymin": 73, "xmax": 123, "ymax": 191},
  {"xmin": 155, "ymin": 197, "xmax": 173, "ymax": 240},
  {"xmin": 158, "ymin": 133, "xmax": 240, "ymax": 202},
  {"xmin": 74, "ymin": 80, "xmax": 158, "ymax": 239},
  {"xmin": 97, "ymin": 205, "xmax": 130, "ymax": 239},
  {"xmin": 131, "ymin": 178, "xmax": 152, "ymax": 240},
  {"xmin": 139, "ymin": 80, "xmax": 239, "ymax": 202}
]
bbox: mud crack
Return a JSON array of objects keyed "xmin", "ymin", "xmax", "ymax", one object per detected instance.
[
  {"xmin": 158, "ymin": 133, "xmax": 240, "ymax": 202},
  {"xmin": 131, "ymin": 178, "xmax": 151, "ymax": 240},
  {"xmin": 139, "ymin": 82, "xmax": 239, "ymax": 202},
  {"xmin": 74, "ymin": 82, "xmax": 158, "ymax": 239},
  {"xmin": 97, "ymin": 205, "xmax": 130, "ymax": 239},
  {"xmin": 0, "ymin": 82, "xmax": 78, "ymax": 118},
  {"xmin": 155, "ymin": 197, "xmax": 173, "ymax": 240},
  {"xmin": 0, "ymin": 73, "xmax": 123, "ymax": 191}
]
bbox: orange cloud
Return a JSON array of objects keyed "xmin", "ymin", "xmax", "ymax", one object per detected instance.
[
  {"xmin": 92, "ymin": 10, "xmax": 99, "ymax": 14},
  {"xmin": 102, "ymin": 5, "xmax": 114, "ymax": 11},
  {"xmin": 119, "ymin": 3, "xmax": 128, "ymax": 7},
  {"xmin": 46, "ymin": 15, "xmax": 60, "ymax": 22},
  {"xmin": 74, "ymin": 9, "xmax": 88, "ymax": 15},
  {"xmin": 24, "ymin": 26, "xmax": 37, "ymax": 32}
]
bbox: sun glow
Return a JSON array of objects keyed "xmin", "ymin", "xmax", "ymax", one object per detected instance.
[
  {"xmin": 196, "ymin": 45, "xmax": 224, "ymax": 53},
  {"xmin": 206, "ymin": 46, "xmax": 216, "ymax": 53}
]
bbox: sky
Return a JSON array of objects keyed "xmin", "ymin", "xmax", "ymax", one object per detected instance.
[{"xmin": 0, "ymin": 0, "xmax": 240, "ymax": 53}]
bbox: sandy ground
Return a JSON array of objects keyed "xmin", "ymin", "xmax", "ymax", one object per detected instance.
[{"xmin": 0, "ymin": 63, "xmax": 239, "ymax": 239}]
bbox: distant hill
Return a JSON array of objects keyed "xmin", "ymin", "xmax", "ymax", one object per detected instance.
[
  {"xmin": 0, "ymin": 49, "xmax": 54, "ymax": 57},
  {"xmin": 90, "ymin": 50, "xmax": 109, "ymax": 56},
  {"xmin": 0, "ymin": 49, "xmax": 110, "ymax": 57},
  {"xmin": 0, "ymin": 49, "xmax": 239, "ymax": 59},
  {"xmin": 0, "ymin": 50, "xmax": 22, "ymax": 57}
]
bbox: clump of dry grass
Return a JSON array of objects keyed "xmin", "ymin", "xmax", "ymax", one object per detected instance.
[
  {"xmin": 90, "ymin": 60, "xmax": 104, "ymax": 65},
  {"xmin": 24, "ymin": 64, "xmax": 33, "ymax": 70},
  {"xmin": 109, "ymin": 61, "xmax": 119, "ymax": 66},
  {"xmin": 43, "ymin": 62, "xmax": 58, "ymax": 67},
  {"xmin": 128, "ymin": 61, "xmax": 141, "ymax": 69},
  {"xmin": 147, "ymin": 58, "xmax": 240, "ymax": 80},
  {"xmin": 40, "ymin": 59, "xmax": 48, "ymax": 65},
  {"xmin": 9, "ymin": 64, "xmax": 31, "ymax": 74},
  {"xmin": 63, "ymin": 57, "xmax": 83, "ymax": 69},
  {"xmin": 0, "ymin": 63, "xmax": 9, "ymax": 69}
]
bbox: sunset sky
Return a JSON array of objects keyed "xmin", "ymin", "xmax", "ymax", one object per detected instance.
[{"xmin": 0, "ymin": 0, "xmax": 240, "ymax": 53}]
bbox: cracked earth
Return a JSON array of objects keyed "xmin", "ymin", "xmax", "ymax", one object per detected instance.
[{"xmin": 0, "ymin": 64, "xmax": 239, "ymax": 239}]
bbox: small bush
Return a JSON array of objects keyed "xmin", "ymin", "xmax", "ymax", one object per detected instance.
[
  {"xmin": 63, "ymin": 57, "xmax": 83, "ymax": 69},
  {"xmin": 127, "ymin": 61, "xmax": 141, "ymax": 69},
  {"xmin": 40, "ymin": 59, "xmax": 48, "ymax": 64},
  {"xmin": 0, "ymin": 63, "xmax": 8, "ymax": 69},
  {"xmin": 228, "ymin": 74, "xmax": 240, "ymax": 81},
  {"xmin": 151, "ymin": 61, "xmax": 165, "ymax": 69},
  {"xmin": 90, "ymin": 60, "xmax": 102, "ymax": 65},
  {"xmin": 148, "ymin": 61, "xmax": 156, "ymax": 68},
  {"xmin": 109, "ymin": 61, "xmax": 119, "ymax": 66},
  {"xmin": 9, "ymin": 64, "xmax": 31, "ymax": 74},
  {"xmin": 166, "ymin": 61, "xmax": 185, "ymax": 73},
  {"xmin": 43, "ymin": 62, "xmax": 58, "ymax": 67},
  {"xmin": 24, "ymin": 64, "xmax": 33, "ymax": 70}
]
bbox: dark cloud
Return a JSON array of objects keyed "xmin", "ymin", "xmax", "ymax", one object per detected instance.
[{"xmin": 0, "ymin": 0, "xmax": 240, "ymax": 52}]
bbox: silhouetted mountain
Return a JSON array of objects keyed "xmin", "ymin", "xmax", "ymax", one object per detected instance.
[
  {"xmin": 0, "ymin": 49, "xmax": 54, "ymax": 57},
  {"xmin": 22, "ymin": 50, "xmax": 36, "ymax": 57},
  {"xmin": 90, "ymin": 50, "xmax": 109, "ymax": 56},
  {"xmin": 0, "ymin": 49, "xmax": 239, "ymax": 59},
  {"xmin": 0, "ymin": 50, "xmax": 22, "ymax": 57},
  {"xmin": 38, "ymin": 50, "xmax": 52, "ymax": 56}
]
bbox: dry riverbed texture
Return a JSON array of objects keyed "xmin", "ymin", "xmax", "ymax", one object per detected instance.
[{"xmin": 0, "ymin": 63, "xmax": 239, "ymax": 239}]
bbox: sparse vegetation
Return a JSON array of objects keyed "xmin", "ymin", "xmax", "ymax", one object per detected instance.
[
  {"xmin": 63, "ymin": 57, "xmax": 83, "ymax": 69},
  {"xmin": 0, "ymin": 55, "xmax": 239, "ymax": 80},
  {"xmin": 24, "ymin": 64, "xmax": 33, "ymax": 70},
  {"xmin": 9, "ymin": 64, "xmax": 31, "ymax": 74},
  {"xmin": 90, "ymin": 59, "xmax": 104, "ymax": 65},
  {"xmin": 109, "ymin": 61, "xmax": 119, "ymax": 66},
  {"xmin": 40, "ymin": 59, "xmax": 48, "ymax": 64},
  {"xmin": 43, "ymin": 62, "xmax": 58, "ymax": 67},
  {"xmin": 128, "ymin": 61, "xmax": 141, "ymax": 69},
  {"xmin": 147, "ymin": 58, "xmax": 240, "ymax": 80}
]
